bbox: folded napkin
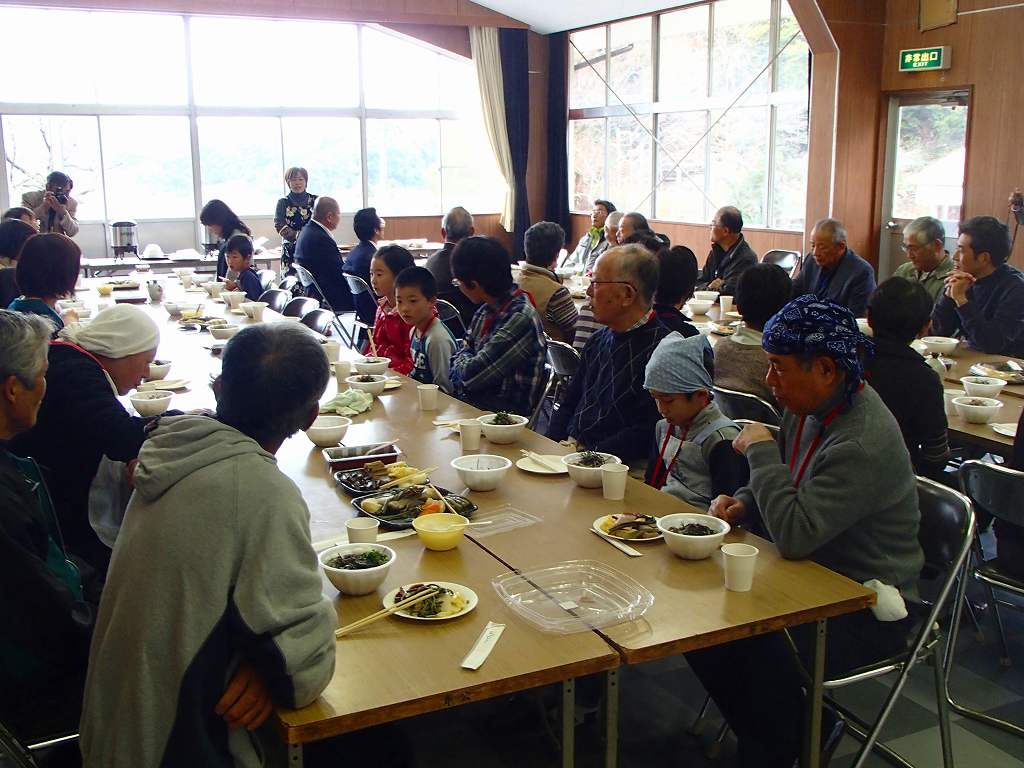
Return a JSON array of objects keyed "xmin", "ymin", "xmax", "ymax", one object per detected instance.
[{"xmin": 320, "ymin": 389, "xmax": 374, "ymax": 416}]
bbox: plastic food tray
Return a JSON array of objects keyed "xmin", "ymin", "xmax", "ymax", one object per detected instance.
[{"xmin": 491, "ymin": 559, "xmax": 654, "ymax": 634}]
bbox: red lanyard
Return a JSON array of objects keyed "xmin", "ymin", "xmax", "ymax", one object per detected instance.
[
  {"xmin": 50, "ymin": 340, "xmax": 104, "ymax": 369},
  {"xmin": 788, "ymin": 384, "xmax": 862, "ymax": 487},
  {"xmin": 650, "ymin": 423, "xmax": 690, "ymax": 490},
  {"xmin": 481, "ymin": 289, "xmax": 525, "ymax": 338}
]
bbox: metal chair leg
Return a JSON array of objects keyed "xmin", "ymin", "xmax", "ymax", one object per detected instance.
[
  {"xmin": 961, "ymin": 592, "xmax": 984, "ymax": 642},
  {"xmin": 931, "ymin": 645, "xmax": 955, "ymax": 768},
  {"xmin": 981, "ymin": 581, "xmax": 1013, "ymax": 667},
  {"xmin": 689, "ymin": 694, "xmax": 712, "ymax": 734}
]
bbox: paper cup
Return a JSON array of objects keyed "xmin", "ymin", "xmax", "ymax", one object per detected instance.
[
  {"xmin": 459, "ymin": 419, "xmax": 482, "ymax": 452},
  {"xmin": 417, "ymin": 384, "xmax": 439, "ymax": 411},
  {"xmin": 601, "ymin": 463, "xmax": 629, "ymax": 501},
  {"xmin": 721, "ymin": 543, "xmax": 759, "ymax": 592},
  {"xmin": 719, "ymin": 295, "xmax": 734, "ymax": 314},
  {"xmin": 180, "ymin": 273, "xmax": 193, "ymax": 289},
  {"xmin": 346, "ymin": 518, "xmax": 379, "ymax": 544},
  {"xmin": 944, "ymin": 389, "xmax": 964, "ymax": 417},
  {"xmin": 251, "ymin": 304, "xmax": 266, "ymax": 321},
  {"xmin": 323, "ymin": 340, "xmax": 341, "ymax": 363},
  {"xmin": 334, "ymin": 360, "xmax": 352, "ymax": 388}
]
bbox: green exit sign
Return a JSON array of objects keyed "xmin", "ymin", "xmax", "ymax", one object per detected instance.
[{"xmin": 899, "ymin": 46, "xmax": 951, "ymax": 72}]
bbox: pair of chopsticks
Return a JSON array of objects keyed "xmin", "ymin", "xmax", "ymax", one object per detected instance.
[
  {"xmin": 378, "ymin": 467, "xmax": 438, "ymax": 490},
  {"xmin": 335, "ymin": 586, "xmax": 440, "ymax": 638},
  {"xmin": 519, "ymin": 449, "xmax": 563, "ymax": 472},
  {"xmin": 590, "ymin": 528, "xmax": 643, "ymax": 557}
]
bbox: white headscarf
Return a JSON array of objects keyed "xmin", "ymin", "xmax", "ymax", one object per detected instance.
[{"xmin": 60, "ymin": 304, "xmax": 159, "ymax": 358}]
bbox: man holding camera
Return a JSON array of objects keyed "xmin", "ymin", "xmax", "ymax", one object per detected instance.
[{"xmin": 21, "ymin": 171, "xmax": 79, "ymax": 237}]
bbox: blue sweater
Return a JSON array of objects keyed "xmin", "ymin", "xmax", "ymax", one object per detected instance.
[
  {"xmin": 930, "ymin": 264, "xmax": 1024, "ymax": 357},
  {"xmin": 792, "ymin": 248, "xmax": 876, "ymax": 317}
]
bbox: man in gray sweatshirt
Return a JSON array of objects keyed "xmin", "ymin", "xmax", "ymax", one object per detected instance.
[
  {"xmin": 81, "ymin": 324, "xmax": 336, "ymax": 767},
  {"xmin": 688, "ymin": 295, "xmax": 923, "ymax": 768}
]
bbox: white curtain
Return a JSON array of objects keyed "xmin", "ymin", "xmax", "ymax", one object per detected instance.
[{"xmin": 470, "ymin": 27, "xmax": 515, "ymax": 231}]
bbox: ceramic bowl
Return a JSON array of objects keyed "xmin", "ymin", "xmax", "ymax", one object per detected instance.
[
  {"xmin": 450, "ymin": 454, "xmax": 512, "ymax": 492},
  {"xmin": 562, "ymin": 452, "xmax": 621, "ymax": 489},
  {"xmin": 304, "ymin": 415, "xmax": 351, "ymax": 447},
  {"xmin": 476, "ymin": 413, "xmax": 529, "ymax": 445},
  {"xmin": 209, "ymin": 325, "xmax": 240, "ymax": 340},
  {"xmin": 686, "ymin": 299, "xmax": 714, "ymax": 316},
  {"xmin": 319, "ymin": 543, "xmax": 395, "ymax": 595},
  {"xmin": 148, "ymin": 360, "xmax": 171, "ymax": 380},
  {"xmin": 353, "ymin": 357, "xmax": 390, "ymax": 375},
  {"xmin": 130, "ymin": 390, "xmax": 173, "ymax": 417},
  {"xmin": 920, "ymin": 336, "xmax": 959, "ymax": 356},
  {"xmin": 345, "ymin": 374, "xmax": 387, "ymax": 396},
  {"xmin": 952, "ymin": 396, "xmax": 1002, "ymax": 424},
  {"xmin": 960, "ymin": 376, "xmax": 1007, "ymax": 398}
]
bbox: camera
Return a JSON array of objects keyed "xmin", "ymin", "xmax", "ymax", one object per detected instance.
[
  {"xmin": 1012, "ymin": 190, "xmax": 1024, "ymax": 226},
  {"xmin": 54, "ymin": 192, "xmax": 68, "ymax": 205}
]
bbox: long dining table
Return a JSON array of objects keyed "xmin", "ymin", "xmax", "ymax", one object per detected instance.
[{"xmin": 78, "ymin": 275, "xmax": 875, "ymax": 767}]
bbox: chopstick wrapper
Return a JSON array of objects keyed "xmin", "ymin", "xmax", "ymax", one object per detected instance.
[{"xmin": 461, "ymin": 621, "xmax": 505, "ymax": 670}]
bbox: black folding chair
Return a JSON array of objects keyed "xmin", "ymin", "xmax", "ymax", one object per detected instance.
[
  {"xmin": 530, "ymin": 339, "xmax": 581, "ymax": 428},
  {"xmin": 294, "ymin": 264, "xmax": 357, "ymax": 348},
  {"xmin": 712, "ymin": 385, "xmax": 782, "ymax": 426},
  {"xmin": 944, "ymin": 460, "xmax": 1024, "ymax": 738},
  {"xmin": 0, "ymin": 717, "xmax": 79, "ymax": 768},
  {"xmin": 344, "ymin": 274, "xmax": 377, "ymax": 351},
  {"xmin": 436, "ymin": 298, "xmax": 467, "ymax": 340},
  {"xmin": 762, "ymin": 249, "xmax": 800, "ymax": 276},
  {"xmin": 278, "ymin": 274, "xmax": 300, "ymax": 297},
  {"xmin": 282, "ymin": 296, "xmax": 320, "ymax": 318},
  {"xmin": 257, "ymin": 269, "xmax": 277, "ymax": 292},
  {"xmin": 818, "ymin": 476, "xmax": 974, "ymax": 768},
  {"xmin": 300, "ymin": 309, "xmax": 336, "ymax": 336},
  {"xmin": 258, "ymin": 289, "xmax": 289, "ymax": 314}
]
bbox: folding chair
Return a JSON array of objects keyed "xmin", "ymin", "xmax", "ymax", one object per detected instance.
[
  {"xmin": 712, "ymin": 385, "xmax": 782, "ymax": 426},
  {"xmin": 0, "ymin": 717, "xmax": 79, "ymax": 768},
  {"xmin": 820, "ymin": 476, "xmax": 974, "ymax": 768},
  {"xmin": 344, "ymin": 273, "xmax": 377, "ymax": 349},
  {"xmin": 278, "ymin": 274, "xmax": 300, "ymax": 296},
  {"xmin": 282, "ymin": 296, "xmax": 320, "ymax": 318},
  {"xmin": 294, "ymin": 264, "xmax": 357, "ymax": 348},
  {"xmin": 436, "ymin": 298, "xmax": 467, "ymax": 340},
  {"xmin": 530, "ymin": 339, "xmax": 581, "ymax": 428},
  {"xmin": 762, "ymin": 249, "xmax": 800, "ymax": 276},
  {"xmin": 258, "ymin": 289, "xmax": 289, "ymax": 314},
  {"xmin": 300, "ymin": 309, "xmax": 336, "ymax": 336},
  {"xmin": 943, "ymin": 460, "xmax": 1024, "ymax": 738},
  {"xmin": 257, "ymin": 269, "xmax": 277, "ymax": 292}
]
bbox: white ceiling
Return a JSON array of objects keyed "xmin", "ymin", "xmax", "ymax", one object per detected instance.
[{"xmin": 474, "ymin": 0, "xmax": 696, "ymax": 34}]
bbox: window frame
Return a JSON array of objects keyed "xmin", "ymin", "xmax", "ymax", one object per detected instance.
[
  {"xmin": 0, "ymin": 15, "xmax": 495, "ymax": 223},
  {"xmin": 567, "ymin": 0, "xmax": 809, "ymax": 231}
]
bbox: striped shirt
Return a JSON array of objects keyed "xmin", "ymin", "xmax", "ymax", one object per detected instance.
[
  {"xmin": 572, "ymin": 302, "xmax": 604, "ymax": 353},
  {"xmin": 450, "ymin": 288, "xmax": 547, "ymax": 417}
]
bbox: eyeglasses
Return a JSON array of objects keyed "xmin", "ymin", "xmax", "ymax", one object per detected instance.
[
  {"xmin": 450, "ymin": 278, "xmax": 462, "ymax": 288},
  {"xmin": 899, "ymin": 243, "xmax": 926, "ymax": 253},
  {"xmin": 589, "ymin": 279, "xmax": 636, "ymax": 292}
]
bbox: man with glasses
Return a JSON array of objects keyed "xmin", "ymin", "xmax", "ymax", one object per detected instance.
[
  {"xmin": 561, "ymin": 199, "xmax": 615, "ymax": 272},
  {"xmin": 893, "ymin": 216, "xmax": 955, "ymax": 301},
  {"xmin": 696, "ymin": 206, "xmax": 758, "ymax": 295},
  {"xmin": 548, "ymin": 244, "xmax": 671, "ymax": 463}
]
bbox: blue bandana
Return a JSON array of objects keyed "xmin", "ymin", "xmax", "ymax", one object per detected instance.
[
  {"xmin": 762, "ymin": 295, "xmax": 873, "ymax": 396},
  {"xmin": 644, "ymin": 332, "xmax": 713, "ymax": 394}
]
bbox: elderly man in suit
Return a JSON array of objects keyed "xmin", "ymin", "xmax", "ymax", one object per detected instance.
[{"xmin": 294, "ymin": 197, "xmax": 353, "ymax": 312}]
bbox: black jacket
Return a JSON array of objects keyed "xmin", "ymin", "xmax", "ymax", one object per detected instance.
[
  {"xmin": 0, "ymin": 266, "xmax": 18, "ymax": 309},
  {"xmin": 10, "ymin": 343, "xmax": 151, "ymax": 572},
  {"xmin": 295, "ymin": 221, "xmax": 354, "ymax": 312},
  {"xmin": 0, "ymin": 447, "xmax": 94, "ymax": 740},
  {"xmin": 865, "ymin": 337, "xmax": 949, "ymax": 480},
  {"xmin": 426, "ymin": 242, "xmax": 481, "ymax": 326},
  {"xmin": 697, "ymin": 235, "xmax": 758, "ymax": 295}
]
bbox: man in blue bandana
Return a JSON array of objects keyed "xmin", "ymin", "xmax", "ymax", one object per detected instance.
[{"xmin": 685, "ymin": 295, "xmax": 924, "ymax": 768}]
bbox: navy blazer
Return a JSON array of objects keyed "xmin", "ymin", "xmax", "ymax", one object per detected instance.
[
  {"xmin": 792, "ymin": 248, "xmax": 877, "ymax": 317},
  {"xmin": 294, "ymin": 221, "xmax": 354, "ymax": 312}
]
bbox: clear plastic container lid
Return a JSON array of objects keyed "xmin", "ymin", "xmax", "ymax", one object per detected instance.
[{"xmin": 491, "ymin": 559, "xmax": 654, "ymax": 634}]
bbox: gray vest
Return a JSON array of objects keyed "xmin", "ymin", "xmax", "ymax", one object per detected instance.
[{"xmin": 653, "ymin": 404, "xmax": 738, "ymax": 509}]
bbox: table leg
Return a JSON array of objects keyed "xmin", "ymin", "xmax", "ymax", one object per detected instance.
[
  {"xmin": 604, "ymin": 669, "xmax": 619, "ymax": 768},
  {"xmin": 802, "ymin": 619, "xmax": 826, "ymax": 768},
  {"xmin": 288, "ymin": 743, "xmax": 303, "ymax": 767},
  {"xmin": 562, "ymin": 678, "xmax": 575, "ymax": 768}
]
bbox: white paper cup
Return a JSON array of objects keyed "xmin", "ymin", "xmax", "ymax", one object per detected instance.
[
  {"xmin": 601, "ymin": 463, "xmax": 629, "ymax": 501},
  {"xmin": 721, "ymin": 543, "xmax": 759, "ymax": 592},
  {"xmin": 719, "ymin": 295, "xmax": 734, "ymax": 314},
  {"xmin": 417, "ymin": 384, "xmax": 439, "ymax": 411},
  {"xmin": 944, "ymin": 389, "xmax": 964, "ymax": 417},
  {"xmin": 180, "ymin": 273, "xmax": 193, "ymax": 289},
  {"xmin": 335, "ymin": 360, "xmax": 352, "ymax": 388},
  {"xmin": 459, "ymin": 419, "xmax": 482, "ymax": 451},
  {"xmin": 346, "ymin": 518, "xmax": 379, "ymax": 544},
  {"xmin": 323, "ymin": 340, "xmax": 341, "ymax": 363},
  {"xmin": 251, "ymin": 304, "xmax": 266, "ymax": 321}
]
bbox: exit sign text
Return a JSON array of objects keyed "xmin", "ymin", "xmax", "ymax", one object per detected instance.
[{"xmin": 899, "ymin": 46, "xmax": 951, "ymax": 72}]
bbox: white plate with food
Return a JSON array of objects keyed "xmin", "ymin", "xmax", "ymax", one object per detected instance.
[
  {"xmin": 516, "ymin": 454, "xmax": 569, "ymax": 475},
  {"xmin": 382, "ymin": 582, "xmax": 478, "ymax": 621},
  {"xmin": 708, "ymin": 322, "xmax": 737, "ymax": 336},
  {"xmin": 382, "ymin": 378, "xmax": 402, "ymax": 391},
  {"xmin": 138, "ymin": 378, "xmax": 190, "ymax": 392},
  {"xmin": 724, "ymin": 311, "xmax": 743, "ymax": 320},
  {"xmin": 593, "ymin": 514, "xmax": 662, "ymax": 542},
  {"xmin": 992, "ymin": 423, "xmax": 1019, "ymax": 438}
]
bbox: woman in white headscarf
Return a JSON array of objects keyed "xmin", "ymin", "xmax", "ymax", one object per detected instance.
[{"xmin": 11, "ymin": 305, "xmax": 162, "ymax": 574}]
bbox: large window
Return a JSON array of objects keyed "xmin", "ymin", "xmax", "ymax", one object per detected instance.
[
  {"xmin": 0, "ymin": 9, "xmax": 504, "ymax": 223},
  {"xmin": 568, "ymin": 0, "xmax": 810, "ymax": 231}
]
